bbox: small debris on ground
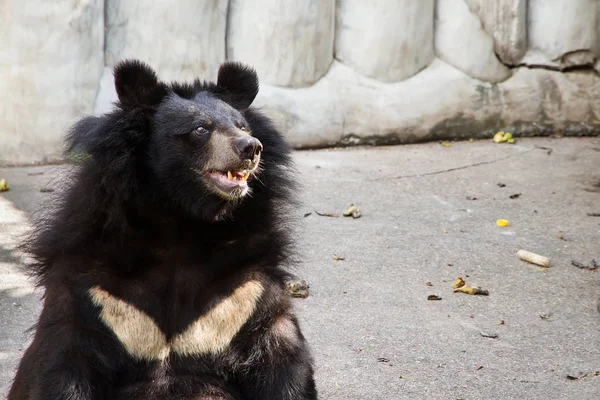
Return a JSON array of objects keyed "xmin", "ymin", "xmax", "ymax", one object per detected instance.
[
  {"xmin": 498, "ymin": 320, "xmax": 505, "ymax": 325},
  {"xmin": 425, "ymin": 281, "xmax": 433, "ymax": 287},
  {"xmin": 427, "ymin": 295, "xmax": 442, "ymax": 301},
  {"xmin": 566, "ymin": 372, "xmax": 588, "ymax": 380},
  {"xmin": 377, "ymin": 357, "xmax": 390, "ymax": 363},
  {"xmin": 476, "ymin": 365, "xmax": 484, "ymax": 370},
  {"xmin": 535, "ymin": 146, "xmax": 554, "ymax": 155},
  {"xmin": 451, "ymin": 276, "xmax": 490, "ymax": 296},
  {"xmin": 509, "ymin": 193, "xmax": 521, "ymax": 199},
  {"xmin": 440, "ymin": 141, "xmax": 452, "ymax": 147},
  {"xmin": 37, "ymin": 187, "xmax": 55, "ymax": 193},
  {"xmin": 539, "ymin": 313, "xmax": 552, "ymax": 320},
  {"xmin": 332, "ymin": 256, "xmax": 345, "ymax": 261},
  {"xmin": 451, "ymin": 277, "xmax": 466, "ymax": 289},
  {"xmin": 493, "ymin": 131, "xmax": 515, "ymax": 143},
  {"xmin": 343, "ymin": 204, "xmax": 361, "ymax": 219},
  {"xmin": 517, "ymin": 249, "xmax": 550, "ymax": 267},
  {"xmin": 497, "ymin": 183, "xmax": 506, "ymax": 188},
  {"xmin": 557, "ymin": 233, "xmax": 571, "ymax": 241},
  {"xmin": 285, "ymin": 279, "xmax": 310, "ymax": 299},
  {"xmin": 479, "ymin": 331, "xmax": 498, "ymax": 339},
  {"xmin": 587, "ymin": 213, "xmax": 600, "ymax": 217},
  {"xmin": 454, "ymin": 285, "xmax": 489, "ymax": 296},
  {"xmin": 496, "ymin": 219, "xmax": 509, "ymax": 227},
  {"xmin": 0, "ymin": 179, "xmax": 9, "ymax": 192},
  {"xmin": 303, "ymin": 212, "xmax": 312, "ymax": 218},
  {"xmin": 27, "ymin": 171, "xmax": 45, "ymax": 176},
  {"xmin": 466, "ymin": 196, "xmax": 478, "ymax": 200},
  {"xmin": 571, "ymin": 260, "xmax": 598, "ymax": 271},
  {"xmin": 451, "ymin": 276, "xmax": 488, "ymax": 295},
  {"xmin": 315, "ymin": 210, "xmax": 339, "ymax": 218}
]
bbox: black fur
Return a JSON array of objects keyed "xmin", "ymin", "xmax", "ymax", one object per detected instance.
[
  {"xmin": 215, "ymin": 61, "xmax": 260, "ymax": 110},
  {"xmin": 9, "ymin": 60, "xmax": 316, "ymax": 400}
]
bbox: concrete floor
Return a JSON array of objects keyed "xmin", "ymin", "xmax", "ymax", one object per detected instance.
[{"xmin": 1, "ymin": 137, "xmax": 599, "ymax": 399}]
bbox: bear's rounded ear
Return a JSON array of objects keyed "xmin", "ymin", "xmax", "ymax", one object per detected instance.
[
  {"xmin": 114, "ymin": 60, "xmax": 167, "ymax": 107},
  {"xmin": 216, "ymin": 62, "xmax": 259, "ymax": 110}
]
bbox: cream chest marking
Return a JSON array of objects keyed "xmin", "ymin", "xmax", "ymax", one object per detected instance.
[{"xmin": 88, "ymin": 280, "xmax": 264, "ymax": 361}]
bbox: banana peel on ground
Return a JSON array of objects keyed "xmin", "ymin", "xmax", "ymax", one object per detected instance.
[
  {"xmin": 451, "ymin": 277, "xmax": 465, "ymax": 289},
  {"xmin": 455, "ymin": 285, "xmax": 489, "ymax": 296},
  {"xmin": 452, "ymin": 276, "xmax": 489, "ymax": 296}
]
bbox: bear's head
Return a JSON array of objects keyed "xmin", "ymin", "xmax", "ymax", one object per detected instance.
[
  {"xmin": 69, "ymin": 60, "xmax": 292, "ymax": 223},
  {"xmin": 117, "ymin": 59, "xmax": 262, "ymax": 199}
]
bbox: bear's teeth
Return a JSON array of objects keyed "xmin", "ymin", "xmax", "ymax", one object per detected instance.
[
  {"xmin": 243, "ymin": 172, "xmax": 250, "ymax": 180},
  {"xmin": 227, "ymin": 171, "xmax": 233, "ymax": 181}
]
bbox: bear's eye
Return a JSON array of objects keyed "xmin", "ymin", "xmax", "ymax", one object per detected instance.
[{"xmin": 195, "ymin": 126, "xmax": 210, "ymax": 136}]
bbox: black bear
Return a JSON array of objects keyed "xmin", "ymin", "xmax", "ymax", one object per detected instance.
[{"xmin": 8, "ymin": 60, "xmax": 317, "ymax": 400}]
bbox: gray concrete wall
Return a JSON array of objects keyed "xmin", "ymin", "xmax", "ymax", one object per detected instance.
[{"xmin": 1, "ymin": 0, "xmax": 600, "ymax": 165}]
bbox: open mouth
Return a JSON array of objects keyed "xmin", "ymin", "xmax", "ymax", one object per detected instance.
[{"xmin": 204, "ymin": 168, "xmax": 254, "ymax": 199}]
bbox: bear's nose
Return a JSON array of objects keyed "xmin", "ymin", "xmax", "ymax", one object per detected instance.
[{"xmin": 235, "ymin": 136, "xmax": 263, "ymax": 161}]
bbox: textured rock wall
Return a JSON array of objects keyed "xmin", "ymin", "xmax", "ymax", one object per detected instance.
[
  {"xmin": 1, "ymin": 0, "xmax": 600, "ymax": 165},
  {"xmin": 467, "ymin": 0, "xmax": 527, "ymax": 65},
  {"xmin": 335, "ymin": 0, "xmax": 435, "ymax": 82},
  {"xmin": 227, "ymin": 0, "xmax": 335, "ymax": 87},
  {"xmin": 0, "ymin": 0, "xmax": 104, "ymax": 165},
  {"xmin": 435, "ymin": 0, "xmax": 511, "ymax": 83},
  {"xmin": 95, "ymin": 0, "xmax": 228, "ymax": 114},
  {"xmin": 525, "ymin": 0, "xmax": 600, "ymax": 69}
]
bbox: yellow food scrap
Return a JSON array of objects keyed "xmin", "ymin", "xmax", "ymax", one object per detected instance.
[
  {"xmin": 496, "ymin": 219, "xmax": 509, "ymax": 227},
  {"xmin": 0, "ymin": 179, "xmax": 9, "ymax": 192},
  {"xmin": 454, "ymin": 285, "xmax": 489, "ymax": 296},
  {"xmin": 441, "ymin": 141, "xmax": 452, "ymax": 147},
  {"xmin": 493, "ymin": 131, "xmax": 516, "ymax": 144},
  {"xmin": 451, "ymin": 277, "xmax": 465, "ymax": 289},
  {"xmin": 343, "ymin": 204, "xmax": 361, "ymax": 219}
]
